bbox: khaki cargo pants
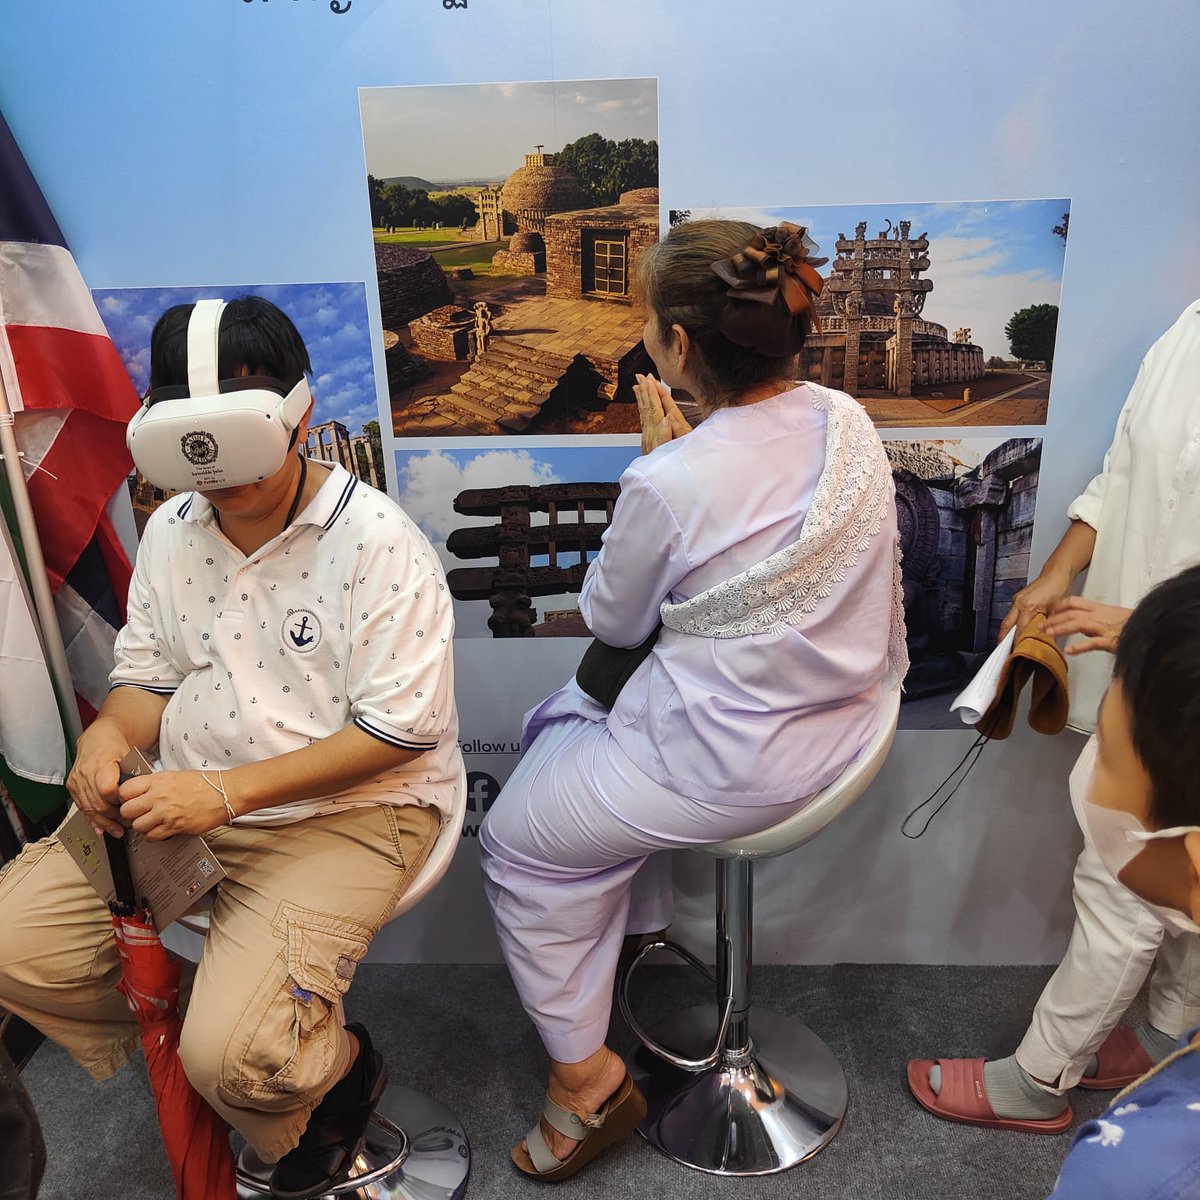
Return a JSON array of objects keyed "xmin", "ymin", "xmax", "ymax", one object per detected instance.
[{"xmin": 0, "ymin": 802, "xmax": 439, "ymax": 1162}]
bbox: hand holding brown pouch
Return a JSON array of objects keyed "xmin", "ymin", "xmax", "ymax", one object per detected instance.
[{"xmin": 975, "ymin": 612, "xmax": 1069, "ymax": 739}]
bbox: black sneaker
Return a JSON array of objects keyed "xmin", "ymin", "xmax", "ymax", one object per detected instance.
[{"xmin": 270, "ymin": 1023, "xmax": 388, "ymax": 1200}]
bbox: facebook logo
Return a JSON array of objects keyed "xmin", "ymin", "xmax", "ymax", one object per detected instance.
[{"xmin": 465, "ymin": 771, "xmax": 500, "ymax": 814}]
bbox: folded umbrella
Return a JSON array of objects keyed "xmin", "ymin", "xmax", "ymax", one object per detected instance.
[{"xmin": 104, "ymin": 834, "xmax": 237, "ymax": 1200}]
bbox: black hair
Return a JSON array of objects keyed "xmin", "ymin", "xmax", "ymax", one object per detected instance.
[
  {"xmin": 1113, "ymin": 564, "xmax": 1200, "ymax": 827},
  {"xmin": 147, "ymin": 295, "xmax": 311, "ymax": 393}
]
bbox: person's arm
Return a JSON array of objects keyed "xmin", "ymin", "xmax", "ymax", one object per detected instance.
[
  {"xmin": 999, "ymin": 348, "xmax": 1147, "ymax": 643},
  {"xmin": 998, "ymin": 520, "xmax": 1097, "ymax": 640},
  {"xmin": 68, "ymin": 687, "xmax": 170, "ymax": 837},
  {"xmin": 68, "ymin": 516, "xmax": 183, "ymax": 837},
  {"xmin": 579, "ymin": 462, "xmax": 692, "ymax": 648},
  {"xmin": 116, "ymin": 724, "xmax": 422, "ymax": 838}
]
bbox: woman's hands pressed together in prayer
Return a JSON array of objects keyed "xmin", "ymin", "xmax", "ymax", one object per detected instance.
[{"xmin": 635, "ymin": 372, "xmax": 692, "ymax": 456}]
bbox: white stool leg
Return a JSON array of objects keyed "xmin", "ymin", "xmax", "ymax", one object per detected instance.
[{"xmin": 627, "ymin": 856, "xmax": 847, "ymax": 1175}]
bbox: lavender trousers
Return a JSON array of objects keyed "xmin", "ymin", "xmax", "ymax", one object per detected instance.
[{"xmin": 478, "ymin": 700, "xmax": 802, "ymax": 1064}]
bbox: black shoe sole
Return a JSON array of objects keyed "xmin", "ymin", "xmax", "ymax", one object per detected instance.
[{"xmin": 269, "ymin": 1053, "xmax": 389, "ymax": 1200}]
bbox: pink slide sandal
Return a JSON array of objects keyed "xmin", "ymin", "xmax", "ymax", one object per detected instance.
[
  {"xmin": 907, "ymin": 1058, "xmax": 1073, "ymax": 1135},
  {"xmin": 1077, "ymin": 1027, "xmax": 1155, "ymax": 1090}
]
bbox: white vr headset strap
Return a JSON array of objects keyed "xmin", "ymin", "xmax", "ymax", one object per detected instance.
[
  {"xmin": 187, "ymin": 299, "xmax": 227, "ymax": 398},
  {"xmin": 279, "ymin": 375, "xmax": 313, "ymax": 432}
]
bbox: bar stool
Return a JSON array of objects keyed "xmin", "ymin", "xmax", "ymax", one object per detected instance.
[
  {"xmin": 618, "ymin": 687, "xmax": 901, "ymax": 1176},
  {"xmin": 174, "ymin": 803, "xmax": 470, "ymax": 1200}
]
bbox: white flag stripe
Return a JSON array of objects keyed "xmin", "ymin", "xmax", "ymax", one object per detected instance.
[
  {"xmin": 56, "ymin": 581, "xmax": 119, "ymax": 710},
  {"xmin": 8, "ymin": 407, "xmax": 66, "ymax": 477},
  {"xmin": 0, "ymin": 242, "xmax": 110, "ymax": 414},
  {"xmin": 0, "ymin": 514, "xmax": 68, "ymax": 784},
  {"xmin": 0, "ymin": 242, "xmax": 110, "ymax": 338}
]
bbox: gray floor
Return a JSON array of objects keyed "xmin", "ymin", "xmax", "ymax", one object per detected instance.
[{"xmin": 23, "ymin": 963, "xmax": 1119, "ymax": 1200}]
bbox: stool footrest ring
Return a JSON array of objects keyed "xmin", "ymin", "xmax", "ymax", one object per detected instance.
[{"xmin": 617, "ymin": 939, "xmax": 735, "ymax": 1073}]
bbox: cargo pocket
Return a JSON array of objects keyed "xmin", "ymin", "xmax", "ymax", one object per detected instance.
[
  {"xmin": 284, "ymin": 910, "xmax": 371, "ymax": 1006},
  {"xmin": 225, "ymin": 906, "xmax": 372, "ymax": 1108}
]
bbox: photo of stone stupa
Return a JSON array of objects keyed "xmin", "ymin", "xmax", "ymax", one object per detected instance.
[
  {"xmin": 359, "ymin": 79, "xmax": 659, "ymax": 438},
  {"xmin": 682, "ymin": 199, "xmax": 1069, "ymax": 427}
]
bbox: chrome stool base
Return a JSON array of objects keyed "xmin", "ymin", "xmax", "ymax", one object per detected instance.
[
  {"xmin": 235, "ymin": 1083, "xmax": 470, "ymax": 1200},
  {"xmin": 629, "ymin": 1005, "xmax": 847, "ymax": 1176}
]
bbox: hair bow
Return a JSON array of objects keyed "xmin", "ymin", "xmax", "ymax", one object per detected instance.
[{"xmin": 711, "ymin": 223, "xmax": 828, "ymax": 352}]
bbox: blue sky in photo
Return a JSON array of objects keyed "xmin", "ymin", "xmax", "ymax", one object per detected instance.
[
  {"xmin": 691, "ymin": 199, "xmax": 1069, "ymax": 362},
  {"xmin": 91, "ymin": 282, "xmax": 379, "ymax": 437}
]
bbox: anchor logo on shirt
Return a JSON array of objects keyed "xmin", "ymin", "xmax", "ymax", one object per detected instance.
[
  {"xmin": 290, "ymin": 617, "xmax": 315, "ymax": 647},
  {"xmin": 282, "ymin": 609, "xmax": 322, "ymax": 655}
]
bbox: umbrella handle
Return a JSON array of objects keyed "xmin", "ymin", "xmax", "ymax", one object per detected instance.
[{"xmin": 103, "ymin": 832, "xmax": 137, "ymax": 908}]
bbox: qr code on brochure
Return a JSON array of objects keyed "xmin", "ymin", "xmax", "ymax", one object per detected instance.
[{"xmin": 197, "ymin": 857, "xmax": 216, "ymax": 878}]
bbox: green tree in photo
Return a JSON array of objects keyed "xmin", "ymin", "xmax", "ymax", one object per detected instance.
[
  {"xmin": 382, "ymin": 184, "xmax": 413, "ymax": 229},
  {"xmin": 367, "ymin": 174, "xmax": 387, "ymax": 227},
  {"xmin": 434, "ymin": 192, "xmax": 477, "ymax": 228},
  {"xmin": 1005, "ymin": 303, "xmax": 1059, "ymax": 369},
  {"xmin": 556, "ymin": 133, "xmax": 658, "ymax": 207},
  {"xmin": 363, "ymin": 420, "xmax": 386, "ymax": 487}
]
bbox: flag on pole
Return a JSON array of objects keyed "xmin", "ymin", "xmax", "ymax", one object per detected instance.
[
  {"xmin": 0, "ymin": 107, "xmax": 140, "ymax": 814},
  {"xmin": 0, "ymin": 476, "xmax": 69, "ymax": 820}
]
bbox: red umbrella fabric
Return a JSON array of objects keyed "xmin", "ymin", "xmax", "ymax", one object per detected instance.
[{"xmin": 106, "ymin": 836, "xmax": 237, "ymax": 1199}]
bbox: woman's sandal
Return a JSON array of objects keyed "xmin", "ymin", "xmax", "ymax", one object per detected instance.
[{"xmin": 512, "ymin": 1071, "xmax": 647, "ymax": 1181}]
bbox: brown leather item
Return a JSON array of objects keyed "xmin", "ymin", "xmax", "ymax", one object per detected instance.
[{"xmin": 975, "ymin": 612, "xmax": 1070, "ymax": 740}]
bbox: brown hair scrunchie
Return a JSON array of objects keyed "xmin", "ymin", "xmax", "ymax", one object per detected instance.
[{"xmin": 710, "ymin": 222, "xmax": 827, "ymax": 357}]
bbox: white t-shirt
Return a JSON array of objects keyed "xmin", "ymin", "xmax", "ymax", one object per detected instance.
[
  {"xmin": 1065, "ymin": 299, "xmax": 1200, "ymax": 732},
  {"xmin": 110, "ymin": 461, "xmax": 464, "ymax": 826}
]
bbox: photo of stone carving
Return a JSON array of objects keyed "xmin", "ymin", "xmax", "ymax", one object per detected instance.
[
  {"xmin": 394, "ymin": 444, "xmax": 640, "ymax": 638},
  {"xmin": 93, "ymin": 281, "xmax": 384, "ymax": 530},
  {"xmin": 396, "ymin": 436, "xmax": 1042, "ymax": 729},
  {"xmin": 887, "ymin": 436, "xmax": 1042, "ymax": 729},
  {"xmin": 359, "ymin": 78, "xmax": 659, "ymax": 437},
  {"xmin": 678, "ymin": 200, "xmax": 1069, "ymax": 427}
]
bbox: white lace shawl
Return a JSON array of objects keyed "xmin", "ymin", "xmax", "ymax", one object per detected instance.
[{"xmin": 658, "ymin": 384, "xmax": 909, "ymax": 689}]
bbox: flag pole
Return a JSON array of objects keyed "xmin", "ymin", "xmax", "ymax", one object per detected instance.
[{"xmin": 0, "ymin": 371, "xmax": 83, "ymax": 744}]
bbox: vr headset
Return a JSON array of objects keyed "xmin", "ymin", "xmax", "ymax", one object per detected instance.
[{"xmin": 126, "ymin": 298, "xmax": 311, "ymax": 492}]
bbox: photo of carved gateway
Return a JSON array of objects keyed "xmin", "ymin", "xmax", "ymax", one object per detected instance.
[
  {"xmin": 803, "ymin": 220, "xmax": 985, "ymax": 398},
  {"xmin": 681, "ymin": 199, "xmax": 1069, "ymax": 427}
]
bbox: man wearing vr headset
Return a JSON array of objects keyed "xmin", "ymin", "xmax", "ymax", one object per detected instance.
[{"xmin": 0, "ymin": 297, "xmax": 463, "ymax": 1199}]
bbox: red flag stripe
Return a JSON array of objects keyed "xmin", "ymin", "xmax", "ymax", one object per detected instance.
[
  {"xmin": 7, "ymin": 322, "xmax": 139, "ymax": 420},
  {"xmin": 26, "ymin": 410, "xmax": 132, "ymax": 589}
]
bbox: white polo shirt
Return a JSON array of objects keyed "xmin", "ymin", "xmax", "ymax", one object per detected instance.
[{"xmin": 110, "ymin": 461, "xmax": 463, "ymax": 826}]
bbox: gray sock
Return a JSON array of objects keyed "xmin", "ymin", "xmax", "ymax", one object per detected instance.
[
  {"xmin": 1136, "ymin": 1022, "xmax": 1180, "ymax": 1061},
  {"xmin": 929, "ymin": 1054, "xmax": 1065, "ymax": 1120},
  {"xmin": 1083, "ymin": 1023, "xmax": 1179, "ymax": 1077}
]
